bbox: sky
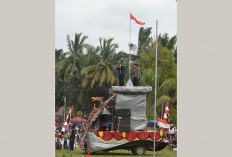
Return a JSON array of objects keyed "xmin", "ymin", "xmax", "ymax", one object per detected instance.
[{"xmin": 56, "ymin": 0, "xmax": 176, "ymax": 53}]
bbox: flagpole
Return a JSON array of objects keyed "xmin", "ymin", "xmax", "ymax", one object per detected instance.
[
  {"xmin": 64, "ymin": 96, "xmax": 66, "ymax": 122},
  {"xmin": 129, "ymin": 12, "xmax": 131, "ymax": 80},
  {"xmin": 153, "ymin": 20, "xmax": 158, "ymax": 157}
]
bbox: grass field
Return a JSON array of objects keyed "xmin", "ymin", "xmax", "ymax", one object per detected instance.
[{"xmin": 55, "ymin": 147, "xmax": 177, "ymax": 157}]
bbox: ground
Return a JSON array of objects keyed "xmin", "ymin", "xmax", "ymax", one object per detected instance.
[{"xmin": 55, "ymin": 147, "xmax": 177, "ymax": 157}]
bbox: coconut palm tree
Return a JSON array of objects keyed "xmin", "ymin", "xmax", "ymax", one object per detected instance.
[
  {"xmin": 56, "ymin": 33, "xmax": 88, "ymax": 78},
  {"xmin": 137, "ymin": 27, "xmax": 152, "ymax": 55},
  {"xmin": 158, "ymin": 33, "xmax": 177, "ymax": 51},
  {"xmin": 81, "ymin": 38, "xmax": 118, "ymax": 89}
]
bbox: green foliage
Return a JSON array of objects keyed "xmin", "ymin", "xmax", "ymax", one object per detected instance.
[
  {"xmin": 138, "ymin": 27, "xmax": 152, "ymax": 55},
  {"xmin": 55, "ymin": 32, "xmax": 177, "ymax": 125},
  {"xmin": 135, "ymin": 34, "xmax": 177, "ymax": 121},
  {"xmin": 81, "ymin": 38, "xmax": 118, "ymax": 89},
  {"xmin": 169, "ymin": 105, "xmax": 177, "ymax": 126}
]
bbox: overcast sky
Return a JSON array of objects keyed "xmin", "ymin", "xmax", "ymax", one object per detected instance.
[{"xmin": 56, "ymin": 0, "xmax": 176, "ymax": 53}]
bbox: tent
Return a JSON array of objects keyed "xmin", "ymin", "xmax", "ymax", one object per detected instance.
[{"xmin": 70, "ymin": 117, "xmax": 87, "ymax": 123}]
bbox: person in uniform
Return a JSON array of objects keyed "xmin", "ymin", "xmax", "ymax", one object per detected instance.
[{"xmin": 130, "ymin": 64, "xmax": 139, "ymax": 86}]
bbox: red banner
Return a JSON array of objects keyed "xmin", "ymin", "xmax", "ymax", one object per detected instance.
[{"xmin": 94, "ymin": 131, "xmax": 162, "ymax": 142}]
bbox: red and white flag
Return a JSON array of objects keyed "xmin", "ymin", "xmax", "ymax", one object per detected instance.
[
  {"xmin": 157, "ymin": 117, "xmax": 171, "ymax": 129},
  {"xmin": 163, "ymin": 102, "xmax": 170, "ymax": 120},
  {"xmin": 130, "ymin": 13, "xmax": 145, "ymax": 26},
  {"xmin": 62, "ymin": 106, "xmax": 73, "ymax": 132},
  {"xmin": 159, "ymin": 102, "xmax": 171, "ymax": 132}
]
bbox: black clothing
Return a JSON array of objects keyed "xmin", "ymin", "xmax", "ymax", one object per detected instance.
[
  {"xmin": 69, "ymin": 129, "xmax": 76, "ymax": 151},
  {"xmin": 116, "ymin": 65, "xmax": 125, "ymax": 86},
  {"xmin": 64, "ymin": 141, "xmax": 68, "ymax": 149},
  {"xmin": 133, "ymin": 77, "xmax": 139, "ymax": 86},
  {"xmin": 69, "ymin": 139, "xmax": 74, "ymax": 151},
  {"xmin": 116, "ymin": 65, "xmax": 125, "ymax": 75},
  {"xmin": 119, "ymin": 75, "xmax": 124, "ymax": 86}
]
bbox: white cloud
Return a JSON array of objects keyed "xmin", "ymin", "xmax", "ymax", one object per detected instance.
[{"xmin": 56, "ymin": 0, "xmax": 176, "ymax": 52}]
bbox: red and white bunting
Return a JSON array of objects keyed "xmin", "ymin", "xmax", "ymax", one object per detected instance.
[
  {"xmin": 157, "ymin": 117, "xmax": 171, "ymax": 129},
  {"xmin": 159, "ymin": 102, "xmax": 171, "ymax": 132},
  {"xmin": 163, "ymin": 102, "xmax": 170, "ymax": 121},
  {"xmin": 62, "ymin": 106, "xmax": 73, "ymax": 132}
]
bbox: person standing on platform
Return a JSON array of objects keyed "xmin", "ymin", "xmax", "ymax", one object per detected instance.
[
  {"xmin": 116, "ymin": 61, "xmax": 125, "ymax": 86},
  {"xmin": 130, "ymin": 64, "xmax": 139, "ymax": 86}
]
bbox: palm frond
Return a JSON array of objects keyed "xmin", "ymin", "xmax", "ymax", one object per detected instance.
[
  {"xmin": 91, "ymin": 70, "xmax": 102, "ymax": 89},
  {"xmin": 99, "ymin": 69, "xmax": 106, "ymax": 86},
  {"xmin": 157, "ymin": 78, "xmax": 176, "ymax": 97},
  {"xmin": 156, "ymin": 95, "xmax": 170, "ymax": 107},
  {"xmin": 81, "ymin": 72, "xmax": 95, "ymax": 88},
  {"xmin": 81, "ymin": 65, "xmax": 96, "ymax": 75}
]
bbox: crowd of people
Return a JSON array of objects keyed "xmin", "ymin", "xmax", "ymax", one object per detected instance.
[
  {"xmin": 116, "ymin": 61, "xmax": 142, "ymax": 86},
  {"xmin": 55, "ymin": 123, "xmax": 86, "ymax": 151},
  {"xmin": 163, "ymin": 124, "xmax": 177, "ymax": 151}
]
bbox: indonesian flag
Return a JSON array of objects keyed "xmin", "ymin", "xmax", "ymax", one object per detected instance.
[
  {"xmin": 157, "ymin": 117, "xmax": 171, "ymax": 129},
  {"xmin": 163, "ymin": 102, "xmax": 170, "ymax": 120},
  {"xmin": 130, "ymin": 13, "xmax": 145, "ymax": 25}
]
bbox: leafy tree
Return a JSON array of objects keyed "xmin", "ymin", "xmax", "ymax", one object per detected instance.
[
  {"xmin": 137, "ymin": 27, "xmax": 152, "ymax": 55},
  {"xmin": 56, "ymin": 33, "xmax": 88, "ymax": 79},
  {"xmin": 134, "ymin": 40, "xmax": 177, "ymax": 120},
  {"xmin": 55, "ymin": 32, "xmax": 177, "ymax": 124},
  {"xmin": 81, "ymin": 38, "xmax": 118, "ymax": 89},
  {"xmin": 55, "ymin": 49, "xmax": 66, "ymax": 109},
  {"xmin": 158, "ymin": 33, "xmax": 177, "ymax": 51},
  {"xmin": 55, "ymin": 49, "xmax": 65, "ymax": 63}
]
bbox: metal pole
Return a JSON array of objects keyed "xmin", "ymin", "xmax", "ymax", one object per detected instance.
[
  {"xmin": 153, "ymin": 20, "xmax": 158, "ymax": 157},
  {"xmin": 64, "ymin": 97, "xmax": 66, "ymax": 122},
  {"xmin": 129, "ymin": 12, "xmax": 131, "ymax": 80},
  {"xmin": 161, "ymin": 103, "xmax": 163, "ymax": 119}
]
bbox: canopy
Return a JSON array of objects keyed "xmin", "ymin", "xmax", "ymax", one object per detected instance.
[
  {"xmin": 70, "ymin": 117, "xmax": 87, "ymax": 123},
  {"xmin": 147, "ymin": 120, "xmax": 158, "ymax": 127}
]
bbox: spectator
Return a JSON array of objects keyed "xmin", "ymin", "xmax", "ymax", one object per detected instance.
[
  {"xmin": 69, "ymin": 125, "xmax": 76, "ymax": 151},
  {"xmin": 63, "ymin": 131, "xmax": 69, "ymax": 149},
  {"xmin": 55, "ymin": 136, "xmax": 62, "ymax": 150}
]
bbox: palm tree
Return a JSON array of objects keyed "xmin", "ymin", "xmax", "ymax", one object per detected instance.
[
  {"xmin": 55, "ymin": 49, "xmax": 65, "ymax": 64},
  {"xmin": 158, "ymin": 33, "xmax": 177, "ymax": 51},
  {"xmin": 56, "ymin": 33, "xmax": 88, "ymax": 78},
  {"xmin": 143, "ymin": 72, "xmax": 176, "ymax": 120},
  {"xmin": 137, "ymin": 27, "xmax": 152, "ymax": 55},
  {"xmin": 81, "ymin": 38, "xmax": 118, "ymax": 89}
]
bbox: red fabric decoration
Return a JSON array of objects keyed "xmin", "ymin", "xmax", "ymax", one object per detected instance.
[
  {"xmin": 130, "ymin": 13, "xmax": 145, "ymax": 25},
  {"xmin": 94, "ymin": 131, "xmax": 162, "ymax": 142},
  {"xmin": 137, "ymin": 131, "xmax": 150, "ymax": 140},
  {"xmin": 149, "ymin": 132, "xmax": 154, "ymax": 140},
  {"xmin": 95, "ymin": 131, "xmax": 100, "ymax": 137},
  {"xmin": 125, "ymin": 132, "xmax": 137, "ymax": 141},
  {"xmin": 112, "ymin": 132, "xmax": 124, "ymax": 141},
  {"xmin": 101, "ymin": 131, "xmax": 114, "ymax": 141}
]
